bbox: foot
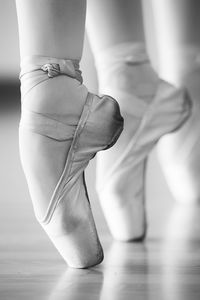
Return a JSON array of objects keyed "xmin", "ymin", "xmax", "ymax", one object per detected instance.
[
  {"xmin": 19, "ymin": 56, "xmax": 124, "ymax": 267},
  {"xmin": 95, "ymin": 43, "xmax": 191, "ymax": 241}
]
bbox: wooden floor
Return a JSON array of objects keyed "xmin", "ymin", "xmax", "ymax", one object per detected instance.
[{"xmin": 1, "ymin": 86, "xmax": 200, "ymax": 300}]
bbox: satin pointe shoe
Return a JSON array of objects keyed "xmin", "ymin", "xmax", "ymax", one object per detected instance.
[
  {"xmin": 95, "ymin": 43, "xmax": 192, "ymax": 242},
  {"xmin": 19, "ymin": 55, "xmax": 124, "ymax": 268}
]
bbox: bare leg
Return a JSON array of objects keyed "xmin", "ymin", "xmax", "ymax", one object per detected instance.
[
  {"xmin": 86, "ymin": 0, "xmax": 145, "ymax": 54},
  {"xmin": 87, "ymin": 0, "xmax": 190, "ymax": 241},
  {"xmin": 149, "ymin": 0, "xmax": 200, "ymax": 84},
  {"xmin": 150, "ymin": 0, "xmax": 200, "ymax": 203},
  {"xmin": 16, "ymin": 0, "xmax": 86, "ymax": 60},
  {"xmin": 16, "ymin": 0, "xmax": 124, "ymax": 267}
]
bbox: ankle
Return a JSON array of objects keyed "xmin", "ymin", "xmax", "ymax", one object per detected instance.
[
  {"xmin": 95, "ymin": 42, "xmax": 160, "ymax": 106},
  {"xmin": 22, "ymin": 76, "xmax": 88, "ymax": 120},
  {"xmin": 20, "ymin": 55, "xmax": 88, "ymax": 120}
]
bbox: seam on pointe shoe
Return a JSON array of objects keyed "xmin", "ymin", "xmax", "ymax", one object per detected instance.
[
  {"xmin": 19, "ymin": 107, "xmax": 76, "ymax": 141},
  {"xmin": 40, "ymin": 92, "xmax": 94, "ymax": 225},
  {"xmin": 20, "ymin": 106, "xmax": 78, "ymax": 127}
]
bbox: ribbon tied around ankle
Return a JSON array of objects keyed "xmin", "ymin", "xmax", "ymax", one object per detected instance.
[
  {"xmin": 19, "ymin": 56, "xmax": 83, "ymax": 100},
  {"xmin": 40, "ymin": 60, "xmax": 83, "ymax": 83},
  {"xmin": 41, "ymin": 63, "xmax": 60, "ymax": 78}
]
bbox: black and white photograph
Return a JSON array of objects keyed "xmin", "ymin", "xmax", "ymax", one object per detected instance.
[{"xmin": 0, "ymin": 0, "xmax": 200, "ymax": 299}]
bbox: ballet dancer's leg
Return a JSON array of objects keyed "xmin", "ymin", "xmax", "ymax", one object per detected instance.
[
  {"xmin": 87, "ymin": 0, "xmax": 145, "ymax": 54},
  {"xmin": 87, "ymin": 0, "xmax": 191, "ymax": 241},
  {"xmin": 16, "ymin": 0, "xmax": 88, "ymax": 212},
  {"xmin": 16, "ymin": 0, "xmax": 123, "ymax": 267},
  {"xmin": 151, "ymin": 0, "xmax": 200, "ymax": 203}
]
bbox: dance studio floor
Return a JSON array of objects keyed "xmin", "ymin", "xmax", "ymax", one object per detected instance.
[{"xmin": 1, "ymin": 83, "xmax": 200, "ymax": 300}]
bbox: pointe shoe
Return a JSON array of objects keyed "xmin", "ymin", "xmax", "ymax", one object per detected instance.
[
  {"xmin": 19, "ymin": 56, "xmax": 123, "ymax": 268},
  {"xmin": 95, "ymin": 43, "xmax": 192, "ymax": 242}
]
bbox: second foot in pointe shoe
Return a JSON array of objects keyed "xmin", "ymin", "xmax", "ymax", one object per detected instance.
[
  {"xmin": 95, "ymin": 42, "xmax": 192, "ymax": 242},
  {"xmin": 19, "ymin": 56, "xmax": 124, "ymax": 268}
]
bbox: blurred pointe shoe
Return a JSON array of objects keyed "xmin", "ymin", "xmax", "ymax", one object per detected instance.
[
  {"xmin": 19, "ymin": 55, "xmax": 123, "ymax": 268},
  {"xmin": 95, "ymin": 43, "xmax": 192, "ymax": 242},
  {"xmin": 157, "ymin": 55, "xmax": 200, "ymax": 204}
]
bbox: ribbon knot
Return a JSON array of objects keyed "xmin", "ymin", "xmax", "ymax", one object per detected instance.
[{"xmin": 41, "ymin": 63, "xmax": 60, "ymax": 78}]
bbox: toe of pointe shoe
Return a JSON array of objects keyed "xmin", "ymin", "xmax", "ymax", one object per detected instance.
[
  {"xmin": 113, "ymin": 232, "xmax": 146, "ymax": 243},
  {"xmin": 122, "ymin": 226, "xmax": 147, "ymax": 243},
  {"xmin": 57, "ymin": 236, "xmax": 104, "ymax": 269},
  {"xmin": 68, "ymin": 249, "xmax": 104, "ymax": 269},
  {"xmin": 39, "ymin": 173, "xmax": 105, "ymax": 269},
  {"xmin": 42, "ymin": 219, "xmax": 104, "ymax": 269},
  {"xmin": 111, "ymin": 225, "xmax": 147, "ymax": 243},
  {"xmin": 98, "ymin": 190, "xmax": 147, "ymax": 243}
]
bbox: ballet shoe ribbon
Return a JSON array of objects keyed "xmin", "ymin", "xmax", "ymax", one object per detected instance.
[
  {"xmin": 20, "ymin": 55, "xmax": 83, "ymax": 83},
  {"xmin": 41, "ymin": 60, "xmax": 82, "ymax": 83},
  {"xmin": 41, "ymin": 63, "xmax": 60, "ymax": 78},
  {"xmin": 19, "ymin": 56, "xmax": 83, "ymax": 99}
]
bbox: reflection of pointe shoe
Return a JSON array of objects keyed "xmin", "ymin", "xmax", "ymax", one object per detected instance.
[
  {"xmin": 157, "ymin": 63, "xmax": 200, "ymax": 204},
  {"xmin": 100, "ymin": 242, "xmax": 148, "ymax": 300},
  {"xmin": 19, "ymin": 56, "xmax": 123, "ymax": 268},
  {"xmin": 48, "ymin": 268, "xmax": 103, "ymax": 300},
  {"xmin": 95, "ymin": 43, "xmax": 192, "ymax": 242}
]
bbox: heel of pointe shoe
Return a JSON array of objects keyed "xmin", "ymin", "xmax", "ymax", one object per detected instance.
[
  {"xmin": 99, "ymin": 192, "xmax": 147, "ymax": 242},
  {"xmin": 104, "ymin": 202, "xmax": 147, "ymax": 242},
  {"xmin": 153, "ymin": 80, "xmax": 192, "ymax": 134},
  {"xmin": 76, "ymin": 93, "xmax": 124, "ymax": 154},
  {"xmin": 100, "ymin": 95, "xmax": 124, "ymax": 149}
]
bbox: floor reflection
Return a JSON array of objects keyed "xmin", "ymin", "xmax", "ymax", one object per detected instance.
[
  {"xmin": 100, "ymin": 242, "xmax": 148, "ymax": 300},
  {"xmin": 161, "ymin": 204, "xmax": 200, "ymax": 300},
  {"xmin": 47, "ymin": 242, "xmax": 149, "ymax": 300},
  {"xmin": 33, "ymin": 207, "xmax": 200, "ymax": 300},
  {"xmin": 48, "ymin": 268, "xmax": 103, "ymax": 300}
]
